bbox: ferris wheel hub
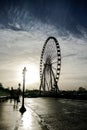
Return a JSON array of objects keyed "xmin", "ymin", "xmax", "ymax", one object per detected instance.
[{"xmin": 39, "ymin": 37, "xmax": 61, "ymax": 93}]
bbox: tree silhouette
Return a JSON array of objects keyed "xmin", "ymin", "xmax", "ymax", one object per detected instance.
[
  {"xmin": 78, "ymin": 87, "xmax": 86, "ymax": 92},
  {"xmin": 0, "ymin": 83, "xmax": 4, "ymax": 89}
]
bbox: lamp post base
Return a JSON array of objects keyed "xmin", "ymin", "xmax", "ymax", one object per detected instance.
[{"xmin": 19, "ymin": 105, "xmax": 26, "ymax": 114}]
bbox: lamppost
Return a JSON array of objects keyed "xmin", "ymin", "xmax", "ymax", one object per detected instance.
[{"xmin": 19, "ymin": 67, "xmax": 27, "ymax": 114}]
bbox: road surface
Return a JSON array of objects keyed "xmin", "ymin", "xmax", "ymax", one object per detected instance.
[
  {"xmin": 0, "ymin": 99, "xmax": 45, "ymax": 130},
  {"xmin": 0, "ymin": 98, "xmax": 87, "ymax": 130}
]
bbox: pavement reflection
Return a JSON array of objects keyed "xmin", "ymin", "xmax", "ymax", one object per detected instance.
[{"xmin": 0, "ymin": 100, "xmax": 43, "ymax": 130}]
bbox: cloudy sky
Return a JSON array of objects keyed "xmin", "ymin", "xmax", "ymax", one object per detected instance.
[{"xmin": 0, "ymin": 0, "xmax": 87, "ymax": 90}]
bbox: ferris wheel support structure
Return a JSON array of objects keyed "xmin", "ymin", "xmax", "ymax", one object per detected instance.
[{"xmin": 39, "ymin": 36, "xmax": 61, "ymax": 93}]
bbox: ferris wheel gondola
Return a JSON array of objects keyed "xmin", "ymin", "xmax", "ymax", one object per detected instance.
[{"xmin": 39, "ymin": 37, "xmax": 61, "ymax": 92}]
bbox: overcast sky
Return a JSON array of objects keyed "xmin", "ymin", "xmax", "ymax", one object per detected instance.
[{"xmin": 0, "ymin": 0, "xmax": 87, "ymax": 90}]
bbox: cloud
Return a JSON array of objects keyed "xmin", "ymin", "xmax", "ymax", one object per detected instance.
[
  {"xmin": 0, "ymin": 0, "xmax": 87, "ymax": 38},
  {"xmin": 0, "ymin": 0, "xmax": 87, "ymax": 89},
  {"xmin": 0, "ymin": 23, "xmax": 87, "ymax": 88},
  {"xmin": 62, "ymin": 53, "xmax": 77, "ymax": 58}
]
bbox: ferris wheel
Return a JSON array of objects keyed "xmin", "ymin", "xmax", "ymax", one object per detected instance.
[{"xmin": 39, "ymin": 36, "xmax": 61, "ymax": 92}]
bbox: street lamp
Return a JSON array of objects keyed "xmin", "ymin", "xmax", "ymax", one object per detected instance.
[{"xmin": 19, "ymin": 67, "xmax": 27, "ymax": 114}]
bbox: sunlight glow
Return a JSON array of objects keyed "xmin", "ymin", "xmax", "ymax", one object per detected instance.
[
  {"xmin": 22, "ymin": 108, "xmax": 32, "ymax": 129},
  {"xmin": 17, "ymin": 64, "xmax": 39, "ymax": 86}
]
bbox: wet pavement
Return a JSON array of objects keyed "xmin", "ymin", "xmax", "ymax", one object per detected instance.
[
  {"xmin": 0, "ymin": 99, "xmax": 44, "ymax": 130},
  {"xmin": 1, "ymin": 98, "xmax": 87, "ymax": 130}
]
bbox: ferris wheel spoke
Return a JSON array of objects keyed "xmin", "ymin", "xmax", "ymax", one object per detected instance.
[
  {"xmin": 51, "ymin": 61, "xmax": 58, "ymax": 64},
  {"xmin": 40, "ymin": 36, "xmax": 61, "ymax": 92},
  {"xmin": 45, "ymin": 53, "xmax": 55, "ymax": 58},
  {"xmin": 51, "ymin": 55, "xmax": 57, "ymax": 60},
  {"xmin": 52, "ymin": 66, "xmax": 57, "ymax": 71},
  {"xmin": 51, "ymin": 57, "xmax": 55, "ymax": 61}
]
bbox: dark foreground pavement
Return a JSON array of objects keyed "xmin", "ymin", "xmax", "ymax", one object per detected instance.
[{"xmin": 0, "ymin": 100, "xmax": 44, "ymax": 130}]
